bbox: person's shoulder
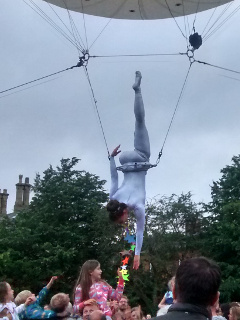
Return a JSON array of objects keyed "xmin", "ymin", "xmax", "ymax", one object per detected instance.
[
  {"xmin": 97, "ymin": 280, "xmax": 110, "ymax": 288},
  {"xmin": 151, "ymin": 311, "xmax": 192, "ymax": 320},
  {"xmin": 212, "ymin": 316, "xmax": 227, "ymax": 320},
  {"xmin": 6, "ymin": 302, "xmax": 16, "ymax": 307},
  {"xmin": 4, "ymin": 302, "xmax": 16, "ymax": 311},
  {"xmin": 0, "ymin": 303, "xmax": 8, "ymax": 312},
  {"xmin": 151, "ymin": 314, "xmax": 171, "ymax": 320}
]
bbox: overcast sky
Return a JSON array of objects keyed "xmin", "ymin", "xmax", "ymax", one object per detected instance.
[{"xmin": 1, "ymin": 0, "xmax": 240, "ymax": 213}]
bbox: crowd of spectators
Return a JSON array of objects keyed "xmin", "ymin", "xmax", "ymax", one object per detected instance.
[{"xmin": 0, "ymin": 257, "xmax": 239, "ymax": 320}]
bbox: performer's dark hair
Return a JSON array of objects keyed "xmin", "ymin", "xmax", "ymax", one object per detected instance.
[
  {"xmin": 175, "ymin": 257, "xmax": 221, "ymax": 306},
  {"xmin": 106, "ymin": 200, "xmax": 128, "ymax": 222}
]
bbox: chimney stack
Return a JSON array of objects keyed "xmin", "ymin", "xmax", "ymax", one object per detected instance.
[
  {"xmin": 14, "ymin": 175, "xmax": 31, "ymax": 213},
  {"xmin": 0, "ymin": 188, "xmax": 9, "ymax": 215}
]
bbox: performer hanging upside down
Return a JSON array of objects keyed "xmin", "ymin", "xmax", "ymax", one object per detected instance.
[{"xmin": 107, "ymin": 71, "xmax": 153, "ymax": 270}]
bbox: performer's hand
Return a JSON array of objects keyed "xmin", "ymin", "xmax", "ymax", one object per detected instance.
[
  {"xmin": 133, "ymin": 255, "xmax": 140, "ymax": 270},
  {"xmin": 111, "ymin": 145, "xmax": 121, "ymax": 157}
]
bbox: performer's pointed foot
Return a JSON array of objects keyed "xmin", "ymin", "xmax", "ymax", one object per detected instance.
[{"xmin": 132, "ymin": 71, "xmax": 142, "ymax": 91}]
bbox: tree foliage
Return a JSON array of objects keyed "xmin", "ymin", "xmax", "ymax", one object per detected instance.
[
  {"xmin": 2, "ymin": 155, "xmax": 240, "ymax": 311},
  {"xmin": 125, "ymin": 193, "xmax": 205, "ymax": 314},
  {"xmin": 0, "ymin": 158, "xmax": 122, "ymax": 294},
  {"xmin": 202, "ymin": 155, "xmax": 240, "ymax": 302}
]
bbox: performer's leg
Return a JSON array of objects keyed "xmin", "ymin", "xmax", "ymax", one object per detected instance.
[{"xmin": 132, "ymin": 71, "xmax": 150, "ymax": 160}]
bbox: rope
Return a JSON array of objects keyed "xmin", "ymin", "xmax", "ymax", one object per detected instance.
[
  {"xmin": 23, "ymin": 0, "xmax": 84, "ymax": 53},
  {"xmin": 90, "ymin": 53, "xmax": 182, "ymax": 58},
  {"xmin": 181, "ymin": 0, "xmax": 189, "ymax": 48},
  {"xmin": 156, "ymin": 63, "xmax": 193, "ymax": 164},
  {"xmin": 83, "ymin": 66, "xmax": 111, "ymax": 159},
  {"xmin": 201, "ymin": 7, "xmax": 218, "ymax": 38},
  {"xmin": 0, "ymin": 52, "xmax": 182, "ymax": 96},
  {"xmin": 47, "ymin": 1, "xmax": 85, "ymax": 54},
  {"xmin": 0, "ymin": 77, "xmax": 59, "ymax": 99},
  {"xmin": 89, "ymin": 18, "xmax": 113, "ymax": 50},
  {"xmin": 0, "ymin": 64, "xmax": 80, "ymax": 95},
  {"xmin": 64, "ymin": 2, "xmax": 86, "ymax": 54},
  {"xmin": 81, "ymin": 0, "xmax": 89, "ymax": 50},
  {"xmin": 203, "ymin": 3, "xmax": 240, "ymax": 42},
  {"xmin": 202, "ymin": 2, "xmax": 233, "ymax": 39},
  {"xmin": 192, "ymin": 0, "xmax": 201, "ymax": 33},
  {"xmin": 185, "ymin": 9, "xmax": 191, "ymax": 41},
  {"xmin": 138, "ymin": 0, "xmax": 145, "ymax": 20},
  {"xmin": 195, "ymin": 59, "xmax": 240, "ymax": 75},
  {"xmin": 164, "ymin": 0, "xmax": 187, "ymax": 40},
  {"xmin": 220, "ymin": 75, "xmax": 240, "ymax": 82}
]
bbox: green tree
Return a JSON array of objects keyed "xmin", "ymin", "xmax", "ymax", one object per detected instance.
[
  {"xmin": 0, "ymin": 158, "xmax": 123, "ymax": 294},
  {"xmin": 124, "ymin": 193, "xmax": 204, "ymax": 314},
  {"xmin": 0, "ymin": 158, "xmax": 207, "ymax": 313},
  {"xmin": 203, "ymin": 155, "xmax": 240, "ymax": 302}
]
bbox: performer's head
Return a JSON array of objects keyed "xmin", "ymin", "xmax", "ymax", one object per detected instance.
[{"xmin": 106, "ymin": 200, "xmax": 128, "ymax": 224}]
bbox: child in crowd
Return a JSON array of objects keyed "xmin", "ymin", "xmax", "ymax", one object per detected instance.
[
  {"xmin": 229, "ymin": 306, "xmax": 240, "ymax": 320},
  {"xmin": 131, "ymin": 306, "xmax": 143, "ymax": 320},
  {"xmin": 50, "ymin": 293, "xmax": 72, "ymax": 320},
  {"xmin": 157, "ymin": 276, "xmax": 175, "ymax": 316},
  {"xmin": 0, "ymin": 282, "xmax": 32, "ymax": 320},
  {"xmin": 211, "ymin": 299, "xmax": 227, "ymax": 320},
  {"xmin": 15, "ymin": 276, "xmax": 60, "ymax": 319},
  {"xmin": 73, "ymin": 260, "xmax": 124, "ymax": 317},
  {"xmin": 50, "ymin": 293, "xmax": 71, "ymax": 314},
  {"xmin": 158, "ymin": 277, "xmax": 175, "ymax": 308}
]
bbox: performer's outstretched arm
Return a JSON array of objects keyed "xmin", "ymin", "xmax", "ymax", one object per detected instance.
[
  {"xmin": 135, "ymin": 208, "xmax": 145, "ymax": 255},
  {"xmin": 133, "ymin": 204, "xmax": 145, "ymax": 269},
  {"xmin": 109, "ymin": 145, "xmax": 121, "ymax": 199}
]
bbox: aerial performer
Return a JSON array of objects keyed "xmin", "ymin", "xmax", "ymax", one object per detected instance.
[{"xmin": 107, "ymin": 71, "xmax": 152, "ymax": 270}]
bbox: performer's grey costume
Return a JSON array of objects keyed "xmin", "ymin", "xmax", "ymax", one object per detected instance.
[{"xmin": 109, "ymin": 72, "xmax": 152, "ymax": 255}]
